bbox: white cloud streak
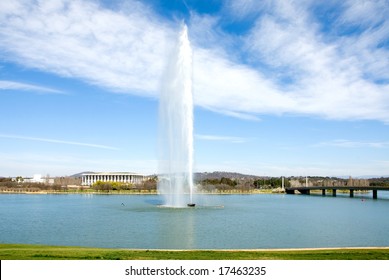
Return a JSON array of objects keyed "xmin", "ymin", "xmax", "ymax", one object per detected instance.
[
  {"xmin": 0, "ymin": 0, "xmax": 388, "ymax": 122},
  {"xmin": 0, "ymin": 152, "xmax": 157, "ymax": 176},
  {"xmin": 195, "ymin": 134, "xmax": 249, "ymax": 143},
  {"xmin": 0, "ymin": 134, "xmax": 119, "ymax": 150},
  {"xmin": 0, "ymin": 80, "xmax": 63, "ymax": 94},
  {"xmin": 314, "ymin": 139, "xmax": 389, "ymax": 149}
]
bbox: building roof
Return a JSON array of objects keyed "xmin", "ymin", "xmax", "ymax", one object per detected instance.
[{"xmin": 81, "ymin": 172, "xmax": 144, "ymax": 176}]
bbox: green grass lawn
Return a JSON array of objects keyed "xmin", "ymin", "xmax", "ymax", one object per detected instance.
[{"xmin": 1, "ymin": 244, "xmax": 389, "ymax": 260}]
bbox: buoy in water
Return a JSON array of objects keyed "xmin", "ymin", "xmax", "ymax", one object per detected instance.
[{"xmin": 187, "ymin": 203, "xmax": 196, "ymax": 207}]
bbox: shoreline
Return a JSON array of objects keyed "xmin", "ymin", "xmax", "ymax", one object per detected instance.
[
  {"xmin": 143, "ymin": 246, "xmax": 389, "ymax": 251},
  {"xmin": 0, "ymin": 189, "xmax": 279, "ymax": 195}
]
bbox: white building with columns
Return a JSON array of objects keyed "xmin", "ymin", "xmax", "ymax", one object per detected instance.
[{"xmin": 81, "ymin": 172, "xmax": 146, "ymax": 186}]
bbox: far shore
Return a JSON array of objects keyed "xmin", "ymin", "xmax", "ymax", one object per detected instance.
[{"xmin": 0, "ymin": 189, "xmax": 281, "ymax": 195}]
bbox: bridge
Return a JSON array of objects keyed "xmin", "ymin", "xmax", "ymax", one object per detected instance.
[{"xmin": 285, "ymin": 186, "xmax": 389, "ymax": 199}]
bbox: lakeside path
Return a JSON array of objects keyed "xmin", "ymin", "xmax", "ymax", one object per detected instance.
[{"xmin": 1, "ymin": 244, "xmax": 389, "ymax": 260}]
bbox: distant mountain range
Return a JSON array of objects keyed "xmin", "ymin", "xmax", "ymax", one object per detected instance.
[{"xmin": 194, "ymin": 171, "xmax": 260, "ymax": 181}]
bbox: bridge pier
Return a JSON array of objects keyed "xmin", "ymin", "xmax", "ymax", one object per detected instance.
[
  {"xmin": 332, "ymin": 189, "xmax": 336, "ymax": 197},
  {"xmin": 298, "ymin": 189, "xmax": 310, "ymax": 195},
  {"xmin": 322, "ymin": 189, "xmax": 326, "ymax": 196},
  {"xmin": 350, "ymin": 189, "xmax": 354, "ymax": 198},
  {"xmin": 373, "ymin": 190, "xmax": 377, "ymax": 199}
]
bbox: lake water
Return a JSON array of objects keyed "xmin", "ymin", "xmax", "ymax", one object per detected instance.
[{"xmin": 1, "ymin": 193, "xmax": 389, "ymax": 249}]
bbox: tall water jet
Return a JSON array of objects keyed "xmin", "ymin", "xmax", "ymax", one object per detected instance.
[{"xmin": 158, "ymin": 24, "xmax": 194, "ymax": 208}]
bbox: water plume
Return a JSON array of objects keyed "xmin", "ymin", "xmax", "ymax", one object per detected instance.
[{"xmin": 158, "ymin": 24, "xmax": 194, "ymax": 207}]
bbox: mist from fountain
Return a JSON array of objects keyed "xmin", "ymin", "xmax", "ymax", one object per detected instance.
[{"xmin": 157, "ymin": 24, "xmax": 194, "ymax": 208}]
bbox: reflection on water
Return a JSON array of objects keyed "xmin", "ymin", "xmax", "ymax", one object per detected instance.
[
  {"xmin": 157, "ymin": 207, "xmax": 195, "ymax": 249},
  {"xmin": 0, "ymin": 193, "xmax": 389, "ymax": 249}
]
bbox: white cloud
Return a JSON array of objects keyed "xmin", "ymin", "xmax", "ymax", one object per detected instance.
[
  {"xmin": 241, "ymin": 0, "xmax": 389, "ymax": 122},
  {"xmin": 193, "ymin": 48, "xmax": 297, "ymax": 116},
  {"xmin": 0, "ymin": 0, "xmax": 173, "ymax": 96},
  {"xmin": 341, "ymin": 0, "xmax": 389, "ymax": 28},
  {"xmin": 0, "ymin": 80, "xmax": 63, "ymax": 94},
  {"xmin": 224, "ymin": 0, "xmax": 271, "ymax": 21},
  {"xmin": 0, "ymin": 0, "xmax": 389, "ymax": 123},
  {"xmin": 0, "ymin": 134, "xmax": 119, "ymax": 150},
  {"xmin": 195, "ymin": 134, "xmax": 249, "ymax": 143},
  {"xmin": 314, "ymin": 139, "xmax": 389, "ymax": 149}
]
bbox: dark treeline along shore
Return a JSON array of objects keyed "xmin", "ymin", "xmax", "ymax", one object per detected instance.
[{"xmin": 1, "ymin": 172, "xmax": 389, "ymax": 194}]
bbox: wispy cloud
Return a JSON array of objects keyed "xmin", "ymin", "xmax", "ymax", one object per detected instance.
[
  {"xmin": 0, "ymin": 134, "xmax": 119, "ymax": 150},
  {"xmin": 0, "ymin": 80, "xmax": 63, "ymax": 94},
  {"xmin": 0, "ymin": 0, "xmax": 389, "ymax": 122},
  {"xmin": 196, "ymin": 134, "xmax": 249, "ymax": 143},
  {"xmin": 0, "ymin": 0, "xmax": 174, "ymax": 96},
  {"xmin": 314, "ymin": 139, "xmax": 389, "ymax": 149},
  {"xmin": 239, "ymin": 0, "xmax": 389, "ymax": 121}
]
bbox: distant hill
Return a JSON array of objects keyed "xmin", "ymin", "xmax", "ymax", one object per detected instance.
[
  {"xmin": 356, "ymin": 175, "xmax": 389, "ymax": 179},
  {"xmin": 194, "ymin": 171, "xmax": 260, "ymax": 181}
]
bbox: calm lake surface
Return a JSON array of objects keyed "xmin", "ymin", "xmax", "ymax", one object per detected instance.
[{"xmin": 1, "ymin": 193, "xmax": 389, "ymax": 249}]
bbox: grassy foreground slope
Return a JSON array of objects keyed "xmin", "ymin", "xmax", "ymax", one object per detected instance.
[{"xmin": 1, "ymin": 244, "xmax": 389, "ymax": 260}]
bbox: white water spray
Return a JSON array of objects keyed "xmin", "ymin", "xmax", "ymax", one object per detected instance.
[{"xmin": 158, "ymin": 24, "xmax": 194, "ymax": 207}]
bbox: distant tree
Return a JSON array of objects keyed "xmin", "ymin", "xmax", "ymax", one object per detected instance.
[
  {"xmin": 92, "ymin": 181, "xmax": 113, "ymax": 192},
  {"xmin": 0, "ymin": 177, "xmax": 12, "ymax": 183},
  {"xmin": 15, "ymin": 176, "xmax": 24, "ymax": 183},
  {"xmin": 220, "ymin": 177, "xmax": 237, "ymax": 187}
]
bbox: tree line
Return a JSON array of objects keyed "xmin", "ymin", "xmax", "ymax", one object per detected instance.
[{"xmin": 92, "ymin": 178, "xmax": 157, "ymax": 192}]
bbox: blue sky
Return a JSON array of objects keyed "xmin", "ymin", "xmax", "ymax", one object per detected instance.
[{"xmin": 1, "ymin": 0, "xmax": 389, "ymax": 177}]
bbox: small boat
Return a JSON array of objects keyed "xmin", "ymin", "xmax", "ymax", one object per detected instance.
[{"xmin": 187, "ymin": 203, "xmax": 196, "ymax": 207}]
